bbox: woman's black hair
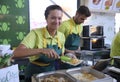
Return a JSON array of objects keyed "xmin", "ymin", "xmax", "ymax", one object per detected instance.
[{"xmin": 44, "ymin": 5, "xmax": 63, "ymax": 19}]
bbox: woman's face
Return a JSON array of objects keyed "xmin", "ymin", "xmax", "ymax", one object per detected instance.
[{"xmin": 46, "ymin": 9, "xmax": 63, "ymax": 30}]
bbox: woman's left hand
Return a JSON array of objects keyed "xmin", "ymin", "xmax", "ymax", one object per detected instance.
[{"xmin": 65, "ymin": 53, "xmax": 77, "ymax": 59}]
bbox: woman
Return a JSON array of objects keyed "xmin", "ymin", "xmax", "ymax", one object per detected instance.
[{"xmin": 13, "ymin": 5, "xmax": 65, "ymax": 82}]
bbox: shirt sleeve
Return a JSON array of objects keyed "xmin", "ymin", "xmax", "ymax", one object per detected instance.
[
  {"xmin": 110, "ymin": 32, "xmax": 120, "ymax": 57},
  {"xmin": 21, "ymin": 30, "xmax": 37, "ymax": 48}
]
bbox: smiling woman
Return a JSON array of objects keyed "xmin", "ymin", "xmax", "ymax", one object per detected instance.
[
  {"xmin": 13, "ymin": 5, "xmax": 66, "ymax": 82},
  {"xmin": 29, "ymin": 0, "xmax": 77, "ymax": 30}
]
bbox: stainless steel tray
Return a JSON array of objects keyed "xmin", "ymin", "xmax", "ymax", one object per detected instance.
[
  {"xmin": 34, "ymin": 71, "xmax": 77, "ymax": 82},
  {"xmin": 66, "ymin": 67, "xmax": 113, "ymax": 82}
]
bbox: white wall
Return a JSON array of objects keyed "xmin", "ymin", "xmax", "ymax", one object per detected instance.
[
  {"xmin": 29, "ymin": 0, "xmax": 77, "ymax": 30},
  {"xmin": 115, "ymin": 13, "xmax": 120, "ymax": 33}
]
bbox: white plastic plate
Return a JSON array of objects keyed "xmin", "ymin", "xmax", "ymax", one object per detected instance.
[{"xmin": 62, "ymin": 59, "xmax": 83, "ymax": 66}]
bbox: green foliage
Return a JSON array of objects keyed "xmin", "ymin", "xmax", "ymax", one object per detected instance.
[{"xmin": 0, "ymin": 54, "xmax": 11, "ymax": 68}]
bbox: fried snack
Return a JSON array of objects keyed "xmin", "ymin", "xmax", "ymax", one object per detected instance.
[
  {"xmin": 82, "ymin": 73, "xmax": 97, "ymax": 81},
  {"xmin": 73, "ymin": 73, "xmax": 97, "ymax": 82},
  {"xmin": 70, "ymin": 58, "xmax": 80, "ymax": 64},
  {"xmin": 39, "ymin": 75, "xmax": 68, "ymax": 82}
]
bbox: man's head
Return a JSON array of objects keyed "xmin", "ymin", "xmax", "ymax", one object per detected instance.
[{"xmin": 74, "ymin": 5, "xmax": 91, "ymax": 24}]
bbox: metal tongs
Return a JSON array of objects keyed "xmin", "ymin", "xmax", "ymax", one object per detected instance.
[{"xmin": 93, "ymin": 58, "xmax": 112, "ymax": 71}]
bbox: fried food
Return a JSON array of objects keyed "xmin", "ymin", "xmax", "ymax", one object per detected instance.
[
  {"xmin": 70, "ymin": 58, "xmax": 80, "ymax": 64},
  {"xmin": 39, "ymin": 75, "xmax": 68, "ymax": 82},
  {"xmin": 73, "ymin": 73, "xmax": 97, "ymax": 82}
]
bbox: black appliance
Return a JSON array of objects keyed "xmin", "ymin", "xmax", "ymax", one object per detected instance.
[
  {"xmin": 83, "ymin": 25, "xmax": 103, "ymax": 37},
  {"xmin": 82, "ymin": 25, "xmax": 105, "ymax": 50}
]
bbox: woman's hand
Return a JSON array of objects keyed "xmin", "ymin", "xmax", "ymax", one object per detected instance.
[
  {"xmin": 41, "ymin": 48, "xmax": 59, "ymax": 59},
  {"xmin": 65, "ymin": 53, "xmax": 77, "ymax": 59}
]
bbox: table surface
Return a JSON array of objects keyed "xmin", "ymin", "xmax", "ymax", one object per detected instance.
[{"xmin": 76, "ymin": 49, "xmax": 110, "ymax": 65}]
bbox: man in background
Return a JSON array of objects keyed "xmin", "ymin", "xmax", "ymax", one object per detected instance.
[
  {"xmin": 110, "ymin": 31, "xmax": 120, "ymax": 67},
  {"xmin": 59, "ymin": 5, "xmax": 91, "ymax": 69}
]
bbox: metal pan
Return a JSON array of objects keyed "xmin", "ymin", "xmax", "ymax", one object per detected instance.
[
  {"xmin": 66, "ymin": 67, "xmax": 113, "ymax": 82},
  {"xmin": 34, "ymin": 71, "xmax": 77, "ymax": 82}
]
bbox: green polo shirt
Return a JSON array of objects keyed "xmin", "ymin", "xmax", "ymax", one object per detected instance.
[
  {"xmin": 58, "ymin": 18, "xmax": 83, "ymax": 39},
  {"xmin": 21, "ymin": 27, "xmax": 65, "ymax": 61},
  {"xmin": 110, "ymin": 32, "xmax": 120, "ymax": 58}
]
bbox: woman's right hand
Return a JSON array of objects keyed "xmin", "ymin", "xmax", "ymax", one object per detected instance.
[
  {"xmin": 41, "ymin": 48, "xmax": 59, "ymax": 59},
  {"xmin": 65, "ymin": 53, "xmax": 77, "ymax": 59}
]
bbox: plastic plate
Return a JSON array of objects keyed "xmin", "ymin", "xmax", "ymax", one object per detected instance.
[{"xmin": 62, "ymin": 59, "xmax": 83, "ymax": 66}]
